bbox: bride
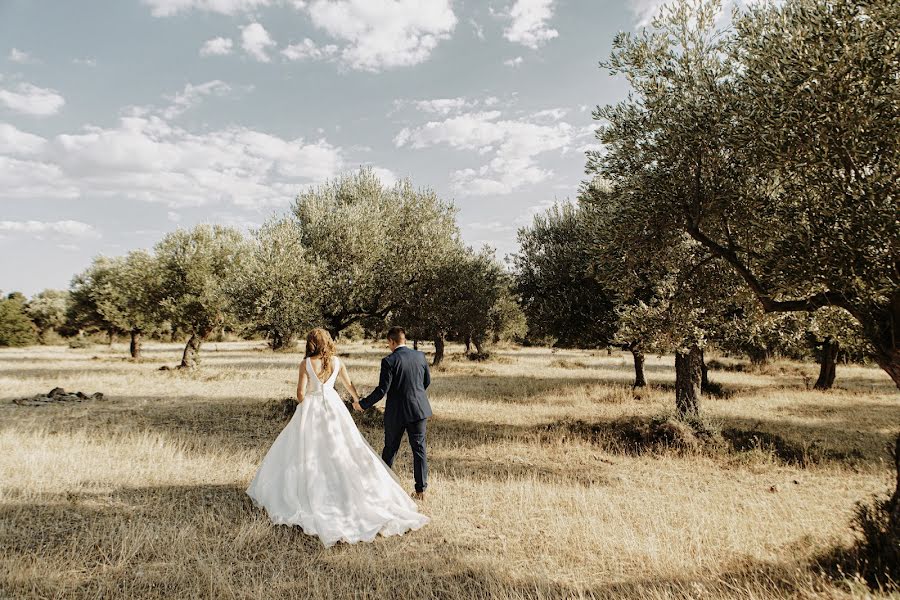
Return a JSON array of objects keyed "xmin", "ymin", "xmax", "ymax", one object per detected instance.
[{"xmin": 246, "ymin": 328, "xmax": 429, "ymax": 547}]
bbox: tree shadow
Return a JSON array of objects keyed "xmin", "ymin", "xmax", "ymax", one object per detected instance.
[{"xmin": 0, "ymin": 482, "xmax": 830, "ymax": 599}]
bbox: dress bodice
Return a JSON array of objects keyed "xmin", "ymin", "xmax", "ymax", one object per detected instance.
[{"xmin": 306, "ymin": 356, "xmax": 339, "ymax": 393}]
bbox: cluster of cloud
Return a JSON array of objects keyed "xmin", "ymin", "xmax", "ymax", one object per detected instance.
[
  {"xmin": 0, "ymin": 81, "xmax": 350, "ymax": 211},
  {"xmin": 395, "ymin": 100, "xmax": 595, "ymax": 196},
  {"xmin": 142, "ymin": 0, "xmax": 271, "ymax": 17},
  {"xmin": 184, "ymin": 1, "xmax": 458, "ymax": 70},
  {"xmin": 0, "ymin": 82, "xmax": 66, "ymax": 117},
  {"xmin": 503, "ymin": 0, "xmax": 558, "ymax": 49},
  {"xmin": 0, "ymin": 219, "xmax": 100, "ymax": 238},
  {"xmin": 143, "ymin": 0, "xmax": 564, "ymax": 71}
]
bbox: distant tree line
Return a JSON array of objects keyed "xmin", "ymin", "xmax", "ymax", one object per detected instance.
[{"xmin": 0, "ymin": 169, "xmax": 524, "ymax": 369}]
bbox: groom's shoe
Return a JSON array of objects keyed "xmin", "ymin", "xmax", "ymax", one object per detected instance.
[{"xmin": 411, "ymin": 491, "xmax": 426, "ymax": 501}]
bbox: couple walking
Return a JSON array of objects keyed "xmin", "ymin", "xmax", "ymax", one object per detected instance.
[{"xmin": 246, "ymin": 326, "xmax": 432, "ymax": 547}]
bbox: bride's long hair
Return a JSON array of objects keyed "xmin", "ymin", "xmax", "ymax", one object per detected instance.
[{"xmin": 305, "ymin": 328, "xmax": 336, "ymax": 381}]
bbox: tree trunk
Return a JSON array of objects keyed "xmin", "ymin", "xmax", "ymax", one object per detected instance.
[
  {"xmin": 270, "ymin": 330, "xmax": 293, "ymax": 351},
  {"xmin": 130, "ymin": 329, "xmax": 142, "ymax": 359},
  {"xmin": 413, "ymin": 339, "xmax": 419, "ymax": 350},
  {"xmin": 180, "ymin": 328, "xmax": 211, "ymax": 369},
  {"xmin": 700, "ymin": 348, "xmax": 710, "ymax": 393},
  {"xmin": 107, "ymin": 330, "xmax": 116, "ymax": 347},
  {"xmin": 675, "ymin": 345, "xmax": 703, "ymax": 416},
  {"xmin": 814, "ymin": 337, "xmax": 839, "ymax": 390},
  {"xmin": 748, "ymin": 347, "xmax": 770, "ymax": 365},
  {"xmin": 630, "ymin": 344, "xmax": 646, "ymax": 388},
  {"xmin": 473, "ymin": 337, "xmax": 484, "ymax": 355},
  {"xmin": 432, "ymin": 334, "xmax": 445, "ymax": 367},
  {"xmin": 464, "ymin": 335, "xmax": 472, "ymax": 355},
  {"xmin": 890, "ymin": 434, "xmax": 900, "ymax": 546}
]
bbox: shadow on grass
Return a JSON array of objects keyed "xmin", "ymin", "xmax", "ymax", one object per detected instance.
[{"xmin": 0, "ymin": 482, "xmax": 834, "ymax": 600}]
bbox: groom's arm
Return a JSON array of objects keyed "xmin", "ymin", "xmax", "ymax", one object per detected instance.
[
  {"xmin": 360, "ymin": 357, "xmax": 393, "ymax": 409},
  {"xmin": 423, "ymin": 358, "xmax": 431, "ymax": 390}
]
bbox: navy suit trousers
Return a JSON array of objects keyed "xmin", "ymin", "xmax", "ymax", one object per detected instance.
[{"xmin": 382, "ymin": 419, "xmax": 428, "ymax": 493}]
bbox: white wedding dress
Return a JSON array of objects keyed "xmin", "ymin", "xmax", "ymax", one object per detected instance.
[{"xmin": 246, "ymin": 356, "xmax": 429, "ymax": 547}]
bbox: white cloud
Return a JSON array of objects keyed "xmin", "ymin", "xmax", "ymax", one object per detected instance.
[
  {"xmin": 0, "ymin": 220, "xmax": 100, "ymax": 238},
  {"xmin": 0, "ymin": 122, "xmax": 47, "ymax": 155},
  {"xmin": 531, "ymin": 108, "xmax": 567, "ymax": 120},
  {"xmin": 503, "ymin": 56, "xmax": 523, "ymax": 67},
  {"xmin": 413, "ymin": 97, "xmax": 469, "ymax": 115},
  {"xmin": 9, "ymin": 48, "xmax": 36, "ymax": 63},
  {"xmin": 470, "ymin": 19, "xmax": 485, "ymax": 40},
  {"xmin": 504, "ymin": 0, "xmax": 558, "ymax": 49},
  {"xmin": 300, "ymin": 0, "xmax": 457, "ymax": 71},
  {"xmin": 200, "ymin": 37, "xmax": 234, "ymax": 56},
  {"xmin": 161, "ymin": 80, "xmax": 231, "ymax": 119},
  {"xmin": 395, "ymin": 96, "xmax": 505, "ymax": 116},
  {"xmin": 143, "ymin": 0, "xmax": 271, "ymax": 16},
  {"xmin": 369, "ymin": 166, "xmax": 398, "ymax": 186},
  {"xmin": 0, "ymin": 83, "xmax": 65, "ymax": 117},
  {"xmin": 629, "ymin": 0, "xmax": 666, "ymax": 26},
  {"xmin": 72, "ymin": 58, "xmax": 98, "ymax": 67},
  {"xmin": 466, "ymin": 221, "xmax": 516, "ymax": 233},
  {"xmin": 0, "ymin": 86, "xmax": 346, "ymax": 208},
  {"xmin": 242, "ymin": 22, "xmax": 276, "ymax": 62},
  {"xmin": 281, "ymin": 38, "xmax": 339, "ymax": 61},
  {"xmin": 395, "ymin": 109, "xmax": 573, "ymax": 196}
]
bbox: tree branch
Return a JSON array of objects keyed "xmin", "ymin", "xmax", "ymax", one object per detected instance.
[{"xmin": 685, "ymin": 224, "xmax": 847, "ymax": 313}]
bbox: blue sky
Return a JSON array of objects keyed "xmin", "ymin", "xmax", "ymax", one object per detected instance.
[{"xmin": 0, "ymin": 0, "xmax": 651, "ymax": 296}]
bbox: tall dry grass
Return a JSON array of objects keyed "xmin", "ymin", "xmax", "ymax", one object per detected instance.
[{"xmin": 0, "ymin": 341, "xmax": 897, "ymax": 599}]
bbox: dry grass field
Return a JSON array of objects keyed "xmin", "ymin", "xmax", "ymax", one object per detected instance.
[{"xmin": 1, "ymin": 340, "xmax": 898, "ymax": 599}]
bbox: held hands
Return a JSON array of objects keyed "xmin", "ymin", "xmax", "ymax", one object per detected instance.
[{"xmin": 352, "ymin": 400, "xmax": 363, "ymax": 412}]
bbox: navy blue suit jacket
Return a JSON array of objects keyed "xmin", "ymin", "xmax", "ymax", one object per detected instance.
[{"xmin": 360, "ymin": 345, "xmax": 433, "ymax": 428}]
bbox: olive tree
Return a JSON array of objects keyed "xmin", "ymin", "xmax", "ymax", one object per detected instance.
[
  {"xmin": 397, "ymin": 246, "xmax": 522, "ymax": 366},
  {"xmin": 229, "ymin": 218, "xmax": 323, "ymax": 350},
  {"xmin": 291, "ymin": 168, "xmax": 460, "ymax": 338},
  {"xmin": 26, "ymin": 289, "xmax": 68, "ymax": 344},
  {"xmin": 0, "ymin": 292, "xmax": 37, "ymax": 347},
  {"xmin": 68, "ymin": 252, "xmax": 162, "ymax": 358},
  {"xmin": 154, "ymin": 225, "xmax": 247, "ymax": 368},
  {"xmin": 514, "ymin": 202, "xmax": 618, "ymax": 349},
  {"xmin": 590, "ymin": 0, "xmax": 899, "ymax": 388}
]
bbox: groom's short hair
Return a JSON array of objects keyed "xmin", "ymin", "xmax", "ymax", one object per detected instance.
[{"xmin": 387, "ymin": 327, "xmax": 406, "ymax": 343}]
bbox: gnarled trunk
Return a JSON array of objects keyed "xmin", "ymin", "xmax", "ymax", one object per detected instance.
[
  {"xmin": 129, "ymin": 329, "xmax": 142, "ymax": 359},
  {"xmin": 413, "ymin": 339, "xmax": 419, "ymax": 350},
  {"xmin": 473, "ymin": 336, "xmax": 485, "ymax": 355},
  {"xmin": 464, "ymin": 335, "xmax": 472, "ymax": 355},
  {"xmin": 630, "ymin": 344, "xmax": 646, "ymax": 388},
  {"xmin": 433, "ymin": 334, "xmax": 445, "ymax": 367},
  {"xmin": 675, "ymin": 345, "xmax": 703, "ymax": 416},
  {"xmin": 180, "ymin": 328, "xmax": 211, "ymax": 369},
  {"xmin": 814, "ymin": 337, "xmax": 839, "ymax": 390},
  {"xmin": 270, "ymin": 330, "xmax": 293, "ymax": 351}
]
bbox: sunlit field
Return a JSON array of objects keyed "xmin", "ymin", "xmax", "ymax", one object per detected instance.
[{"xmin": 1, "ymin": 340, "xmax": 897, "ymax": 599}]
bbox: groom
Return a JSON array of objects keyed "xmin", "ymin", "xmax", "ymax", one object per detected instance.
[{"xmin": 354, "ymin": 326, "xmax": 432, "ymax": 500}]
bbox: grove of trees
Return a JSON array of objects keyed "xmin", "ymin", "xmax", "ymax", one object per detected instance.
[{"xmin": 2, "ymin": 169, "xmax": 523, "ymax": 369}]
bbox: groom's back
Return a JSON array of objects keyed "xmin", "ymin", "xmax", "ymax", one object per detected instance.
[{"xmin": 385, "ymin": 346, "xmax": 432, "ymax": 425}]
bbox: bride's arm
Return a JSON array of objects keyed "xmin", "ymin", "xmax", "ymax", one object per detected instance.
[
  {"xmin": 297, "ymin": 363, "xmax": 308, "ymax": 403},
  {"xmin": 337, "ymin": 361, "xmax": 361, "ymax": 402}
]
